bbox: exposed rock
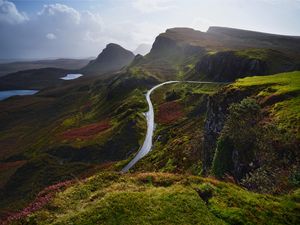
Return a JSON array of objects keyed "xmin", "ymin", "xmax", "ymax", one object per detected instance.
[
  {"xmin": 202, "ymin": 88, "xmax": 256, "ymax": 173},
  {"xmin": 194, "ymin": 50, "xmax": 297, "ymax": 81}
]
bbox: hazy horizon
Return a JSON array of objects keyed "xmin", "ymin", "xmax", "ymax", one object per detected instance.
[{"xmin": 1, "ymin": 0, "xmax": 300, "ymax": 59}]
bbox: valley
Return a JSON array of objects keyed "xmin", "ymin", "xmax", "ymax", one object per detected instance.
[{"xmin": 0, "ymin": 26, "xmax": 299, "ymax": 225}]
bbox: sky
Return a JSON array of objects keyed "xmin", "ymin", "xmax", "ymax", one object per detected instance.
[{"xmin": 0, "ymin": 0, "xmax": 300, "ymax": 59}]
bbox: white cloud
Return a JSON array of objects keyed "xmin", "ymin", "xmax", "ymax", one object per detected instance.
[
  {"xmin": 38, "ymin": 3, "xmax": 80, "ymax": 24},
  {"xmin": 132, "ymin": 0, "xmax": 175, "ymax": 13},
  {"xmin": 0, "ymin": 0, "xmax": 28, "ymax": 24},
  {"xmin": 46, "ymin": 33, "xmax": 57, "ymax": 40}
]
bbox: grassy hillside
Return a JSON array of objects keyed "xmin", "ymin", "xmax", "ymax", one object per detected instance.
[
  {"xmin": 203, "ymin": 71, "xmax": 300, "ymax": 194},
  {"xmin": 132, "ymin": 82, "xmax": 225, "ymax": 174},
  {"xmin": 232, "ymin": 71, "xmax": 300, "ymax": 134},
  {"xmin": 7, "ymin": 172, "xmax": 300, "ymax": 225},
  {"xmin": 0, "ymin": 72, "xmax": 156, "ymax": 216}
]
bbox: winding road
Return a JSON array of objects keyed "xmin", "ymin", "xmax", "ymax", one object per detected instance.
[{"xmin": 122, "ymin": 81, "xmax": 216, "ymax": 172}]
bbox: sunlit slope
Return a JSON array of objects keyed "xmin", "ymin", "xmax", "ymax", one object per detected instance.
[
  {"xmin": 233, "ymin": 71, "xmax": 300, "ymax": 133},
  {"xmin": 22, "ymin": 172, "xmax": 300, "ymax": 225}
]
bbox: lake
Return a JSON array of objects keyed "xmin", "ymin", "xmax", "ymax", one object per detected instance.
[
  {"xmin": 0, "ymin": 90, "xmax": 39, "ymax": 101},
  {"xmin": 61, "ymin": 74, "xmax": 83, "ymax": 80}
]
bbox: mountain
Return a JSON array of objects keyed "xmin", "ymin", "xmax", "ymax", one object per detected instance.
[
  {"xmin": 81, "ymin": 43, "xmax": 135, "ymax": 75},
  {"xmin": 130, "ymin": 27, "xmax": 300, "ymax": 81},
  {"xmin": 1, "ymin": 27, "xmax": 300, "ymax": 224},
  {"xmin": 133, "ymin": 44, "xmax": 152, "ymax": 56}
]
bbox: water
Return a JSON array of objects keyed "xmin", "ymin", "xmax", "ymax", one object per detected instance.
[
  {"xmin": 61, "ymin": 74, "xmax": 83, "ymax": 80},
  {"xmin": 0, "ymin": 90, "xmax": 39, "ymax": 101}
]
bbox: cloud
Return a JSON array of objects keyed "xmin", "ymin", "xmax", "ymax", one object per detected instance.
[
  {"xmin": 0, "ymin": 2, "xmax": 107, "ymax": 58},
  {"xmin": 46, "ymin": 33, "xmax": 57, "ymax": 40},
  {"xmin": 38, "ymin": 3, "xmax": 81, "ymax": 25},
  {"xmin": 0, "ymin": 1, "xmax": 161, "ymax": 59},
  {"xmin": 132, "ymin": 0, "xmax": 175, "ymax": 13},
  {"xmin": 0, "ymin": 0, "xmax": 28, "ymax": 24}
]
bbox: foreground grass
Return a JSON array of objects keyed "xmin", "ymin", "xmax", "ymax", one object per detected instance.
[{"xmin": 12, "ymin": 172, "xmax": 300, "ymax": 225}]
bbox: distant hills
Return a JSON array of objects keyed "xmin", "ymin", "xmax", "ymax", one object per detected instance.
[
  {"xmin": 0, "ymin": 58, "xmax": 92, "ymax": 77},
  {"xmin": 0, "ymin": 44, "xmax": 136, "ymax": 90}
]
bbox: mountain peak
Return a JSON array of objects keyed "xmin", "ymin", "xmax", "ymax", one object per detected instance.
[
  {"xmin": 161, "ymin": 27, "xmax": 204, "ymax": 41},
  {"xmin": 82, "ymin": 43, "xmax": 135, "ymax": 75},
  {"xmin": 105, "ymin": 43, "xmax": 125, "ymax": 49}
]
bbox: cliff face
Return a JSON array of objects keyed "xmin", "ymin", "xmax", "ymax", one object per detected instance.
[
  {"xmin": 195, "ymin": 51, "xmax": 267, "ymax": 81},
  {"xmin": 131, "ymin": 29, "xmax": 207, "ymax": 80},
  {"xmin": 149, "ymin": 31, "xmax": 206, "ymax": 58},
  {"xmin": 129, "ymin": 27, "xmax": 300, "ymax": 81},
  {"xmin": 203, "ymin": 72, "xmax": 300, "ymax": 189},
  {"xmin": 195, "ymin": 50, "xmax": 299, "ymax": 81},
  {"xmin": 202, "ymin": 88, "xmax": 250, "ymax": 173}
]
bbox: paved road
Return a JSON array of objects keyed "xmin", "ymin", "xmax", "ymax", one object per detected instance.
[{"xmin": 122, "ymin": 81, "xmax": 217, "ymax": 172}]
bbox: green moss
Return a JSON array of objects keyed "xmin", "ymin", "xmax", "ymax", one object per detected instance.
[
  {"xmin": 19, "ymin": 172, "xmax": 300, "ymax": 225},
  {"xmin": 234, "ymin": 48, "xmax": 272, "ymax": 60},
  {"xmin": 212, "ymin": 136, "xmax": 234, "ymax": 178},
  {"xmin": 232, "ymin": 71, "xmax": 300, "ymax": 135}
]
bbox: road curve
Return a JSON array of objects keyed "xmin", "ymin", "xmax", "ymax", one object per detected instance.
[{"xmin": 122, "ymin": 81, "xmax": 216, "ymax": 172}]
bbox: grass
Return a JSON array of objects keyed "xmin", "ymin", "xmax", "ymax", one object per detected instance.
[
  {"xmin": 234, "ymin": 48, "xmax": 275, "ymax": 60},
  {"xmin": 10, "ymin": 172, "xmax": 300, "ymax": 225},
  {"xmin": 232, "ymin": 71, "xmax": 300, "ymax": 134},
  {"xmin": 131, "ymin": 82, "xmax": 225, "ymax": 174},
  {"xmin": 0, "ymin": 72, "xmax": 152, "ymax": 216}
]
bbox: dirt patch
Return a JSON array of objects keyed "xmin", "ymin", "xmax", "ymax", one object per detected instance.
[
  {"xmin": 61, "ymin": 120, "xmax": 111, "ymax": 140},
  {"xmin": 156, "ymin": 101, "xmax": 184, "ymax": 124}
]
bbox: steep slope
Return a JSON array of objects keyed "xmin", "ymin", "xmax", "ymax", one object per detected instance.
[
  {"xmin": 193, "ymin": 49, "xmax": 298, "ymax": 81},
  {"xmin": 130, "ymin": 27, "xmax": 300, "ymax": 81},
  {"xmin": 81, "ymin": 43, "xmax": 135, "ymax": 76},
  {"xmin": 203, "ymin": 71, "xmax": 300, "ymax": 193}
]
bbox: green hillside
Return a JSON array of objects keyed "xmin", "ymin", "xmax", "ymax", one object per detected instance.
[
  {"xmin": 13, "ymin": 172, "xmax": 300, "ymax": 225},
  {"xmin": 232, "ymin": 71, "xmax": 300, "ymax": 134}
]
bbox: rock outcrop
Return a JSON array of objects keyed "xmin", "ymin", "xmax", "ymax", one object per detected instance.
[
  {"xmin": 195, "ymin": 51, "xmax": 267, "ymax": 81},
  {"xmin": 202, "ymin": 88, "xmax": 257, "ymax": 174}
]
